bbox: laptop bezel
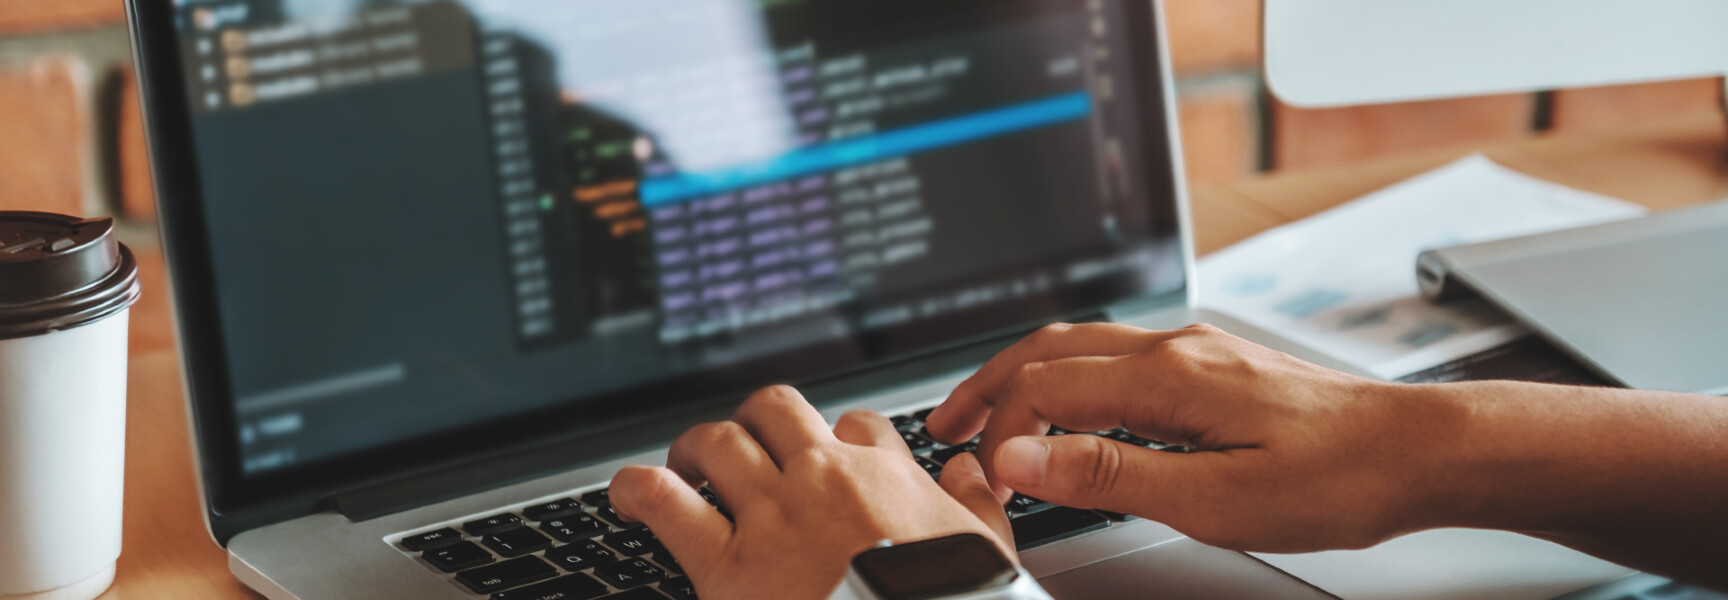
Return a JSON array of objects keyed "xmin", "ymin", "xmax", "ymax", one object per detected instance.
[{"xmin": 126, "ymin": 0, "xmax": 1192, "ymax": 544}]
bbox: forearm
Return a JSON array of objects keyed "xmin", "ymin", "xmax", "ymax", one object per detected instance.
[{"xmin": 1413, "ymin": 381, "xmax": 1728, "ymax": 588}]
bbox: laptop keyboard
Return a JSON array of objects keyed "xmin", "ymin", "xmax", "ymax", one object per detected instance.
[{"xmin": 389, "ymin": 405, "xmax": 1185, "ymax": 598}]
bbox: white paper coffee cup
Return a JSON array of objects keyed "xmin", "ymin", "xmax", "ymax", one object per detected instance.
[{"xmin": 0, "ymin": 213, "xmax": 141, "ymax": 600}]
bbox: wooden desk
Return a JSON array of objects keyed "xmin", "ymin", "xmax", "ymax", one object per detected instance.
[
  {"xmin": 107, "ymin": 351, "xmax": 260, "ymax": 599},
  {"xmin": 1190, "ymin": 112, "xmax": 1728, "ymax": 255},
  {"xmin": 105, "ymin": 112, "xmax": 1726, "ymax": 598}
]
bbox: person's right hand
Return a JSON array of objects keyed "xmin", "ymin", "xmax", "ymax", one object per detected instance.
[{"xmin": 922, "ymin": 322, "xmax": 1464, "ymax": 553}]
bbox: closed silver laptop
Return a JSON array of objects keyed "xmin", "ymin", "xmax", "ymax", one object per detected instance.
[{"xmin": 1420, "ymin": 200, "xmax": 1728, "ymax": 395}]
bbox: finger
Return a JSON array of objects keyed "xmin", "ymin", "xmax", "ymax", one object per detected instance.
[
  {"xmin": 610, "ymin": 466, "xmax": 732, "ymax": 575},
  {"xmin": 666, "ymin": 420, "xmax": 778, "ymax": 506},
  {"xmin": 993, "ymin": 434, "xmax": 1240, "ymax": 521},
  {"xmin": 973, "ymin": 354, "xmax": 1174, "ymax": 499},
  {"xmin": 833, "ymin": 410, "xmax": 902, "ymax": 451},
  {"xmin": 927, "ymin": 323, "xmax": 1173, "ymax": 444},
  {"xmin": 938, "ymin": 453, "xmax": 1016, "ymax": 559},
  {"xmin": 730, "ymin": 385, "xmax": 835, "ymax": 464}
]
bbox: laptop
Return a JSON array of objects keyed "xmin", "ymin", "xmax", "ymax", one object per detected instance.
[
  {"xmin": 1419, "ymin": 200, "xmax": 1728, "ymax": 396},
  {"xmin": 125, "ymin": 1, "xmax": 1611, "ymax": 598}
]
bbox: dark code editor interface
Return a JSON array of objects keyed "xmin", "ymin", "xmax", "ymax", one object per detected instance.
[{"xmin": 172, "ymin": 0, "xmax": 1181, "ymax": 474}]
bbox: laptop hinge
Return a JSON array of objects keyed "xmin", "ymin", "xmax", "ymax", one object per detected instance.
[
  {"xmin": 331, "ymin": 397, "xmax": 737, "ymax": 522},
  {"xmin": 331, "ymin": 310, "xmax": 1111, "ymax": 522}
]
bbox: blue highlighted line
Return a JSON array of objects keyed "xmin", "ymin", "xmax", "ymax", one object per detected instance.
[{"xmin": 639, "ymin": 91, "xmax": 1094, "ymax": 206}]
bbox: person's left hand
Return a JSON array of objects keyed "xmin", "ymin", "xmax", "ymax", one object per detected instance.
[{"xmin": 610, "ymin": 385, "xmax": 1013, "ymax": 600}]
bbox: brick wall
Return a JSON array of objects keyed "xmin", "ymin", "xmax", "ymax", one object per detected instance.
[
  {"xmin": 0, "ymin": 1, "xmax": 136, "ymax": 219},
  {"xmin": 3, "ymin": 1, "xmax": 1722, "ymax": 218}
]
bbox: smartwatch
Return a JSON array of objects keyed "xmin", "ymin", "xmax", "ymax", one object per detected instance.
[{"xmin": 828, "ymin": 533, "xmax": 1053, "ymax": 600}]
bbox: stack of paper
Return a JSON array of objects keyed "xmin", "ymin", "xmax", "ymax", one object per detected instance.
[{"xmin": 1199, "ymin": 155, "xmax": 1646, "ymax": 380}]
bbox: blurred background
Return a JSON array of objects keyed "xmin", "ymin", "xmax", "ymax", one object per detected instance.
[{"xmin": 1, "ymin": 0, "xmax": 1722, "ymax": 359}]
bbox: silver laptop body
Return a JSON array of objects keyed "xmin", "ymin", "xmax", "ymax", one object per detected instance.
[
  {"xmin": 1420, "ymin": 200, "xmax": 1728, "ymax": 395},
  {"xmin": 128, "ymin": 0, "xmax": 1611, "ymax": 598}
]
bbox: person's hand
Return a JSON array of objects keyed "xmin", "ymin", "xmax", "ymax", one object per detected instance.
[
  {"xmin": 923, "ymin": 322, "xmax": 1461, "ymax": 553},
  {"xmin": 610, "ymin": 386, "xmax": 1013, "ymax": 600}
]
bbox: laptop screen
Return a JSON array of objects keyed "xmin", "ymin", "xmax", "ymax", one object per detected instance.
[{"xmin": 159, "ymin": 0, "xmax": 1183, "ymax": 484}]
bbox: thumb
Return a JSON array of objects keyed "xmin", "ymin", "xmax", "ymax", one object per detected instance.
[
  {"xmin": 993, "ymin": 435, "xmax": 1190, "ymax": 517},
  {"xmin": 939, "ymin": 452, "xmax": 1016, "ymax": 557}
]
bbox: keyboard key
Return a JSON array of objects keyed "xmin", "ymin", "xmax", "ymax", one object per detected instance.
[
  {"xmin": 594, "ymin": 558, "xmax": 667, "ymax": 589},
  {"xmin": 541, "ymin": 513, "xmax": 606, "ymax": 542},
  {"xmin": 400, "ymin": 527, "xmax": 463, "ymax": 551},
  {"xmin": 1009, "ymin": 506, "xmax": 1109, "ymax": 551},
  {"xmin": 919, "ymin": 427, "xmax": 975, "ymax": 446},
  {"xmin": 423, "ymin": 541, "xmax": 494, "ymax": 573},
  {"xmin": 491, "ymin": 574, "xmax": 609, "ymax": 600},
  {"xmin": 654, "ymin": 549, "xmax": 683, "ymax": 575},
  {"xmin": 604, "ymin": 528, "xmax": 663, "ymax": 556},
  {"xmin": 594, "ymin": 505, "xmax": 633, "ymax": 528},
  {"xmin": 455, "ymin": 556, "xmax": 558, "ymax": 594},
  {"xmin": 659, "ymin": 576, "xmax": 698, "ymax": 600},
  {"xmin": 915, "ymin": 457, "xmax": 944, "ymax": 478},
  {"xmin": 890, "ymin": 415, "xmax": 917, "ymax": 431},
  {"xmin": 1094, "ymin": 509, "xmax": 1139, "ymax": 522},
  {"xmin": 523, "ymin": 498, "xmax": 584, "ymax": 522},
  {"xmin": 900, "ymin": 431, "xmax": 933, "ymax": 452},
  {"xmin": 580, "ymin": 489, "xmax": 611, "ymax": 507},
  {"xmin": 1006, "ymin": 494, "xmax": 1054, "ymax": 515},
  {"xmin": 1046, "ymin": 426, "xmax": 1072, "ymax": 436},
  {"xmin": 610, "ymin": 588, "xmax": 672, "ymax": 600},
  {"xmin": 931, "ymin": 442, "xmax": 978, "ymax": 464},
  {"xmin": 913, "ymin": 408, "xmax": 935, "ymax": 422},
  {"xmin": 464, "ymin": 513, "xmax": 525, "ymax": 536},
  {"xmin": 696, "ymin": 487, "xmax": 720, "ymax": 506},
  {"xmin": 484, "ymin": 527, "xmax": 553, "ymax": 557},
  {"xmin": 1100, "ymin": 430, "xmax": 1155, "ymax": 447},
  {"xmin": 544, "ymin": 540, "xmax": 615, "ymax": 571}
]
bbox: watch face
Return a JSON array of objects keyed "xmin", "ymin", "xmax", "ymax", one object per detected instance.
[{"xmin": 853, "ymin": 533, "xmax": 1018, "ymax": 600}]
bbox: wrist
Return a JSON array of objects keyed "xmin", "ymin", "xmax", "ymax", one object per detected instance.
[
  {"xmin": 1392, "ymin": 380, "xmax": 1608, "ymax": 534},
  {"xmin": 1366, "ymin": 380, "xmax": 1487, "ymax": 535},
  {"xmin": 832, "ymin": 533, "xmax": 1050, "ymax": 600}
]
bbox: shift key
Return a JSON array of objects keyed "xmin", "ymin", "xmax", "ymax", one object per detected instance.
[{"xmin": 1009, "ymin": 506, "xmax": 1108, "ymax": 551}]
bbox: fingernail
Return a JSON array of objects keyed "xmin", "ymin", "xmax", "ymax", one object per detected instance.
[
  {"xmin": 941, "ymin": 452, "xmax": 979, "ymax": 484},
  {"xmin": 953, "ymin": 451, "xmax": 983, "ymax": 475},
  {"xmin": 997, "ymin": 437, "xmax": 1049, "ymax": 487}
]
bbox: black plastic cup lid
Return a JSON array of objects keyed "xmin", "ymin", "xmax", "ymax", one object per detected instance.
[{"xmin": 0, "ymin": 211, "xmax": 141, "ymax": 340}]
